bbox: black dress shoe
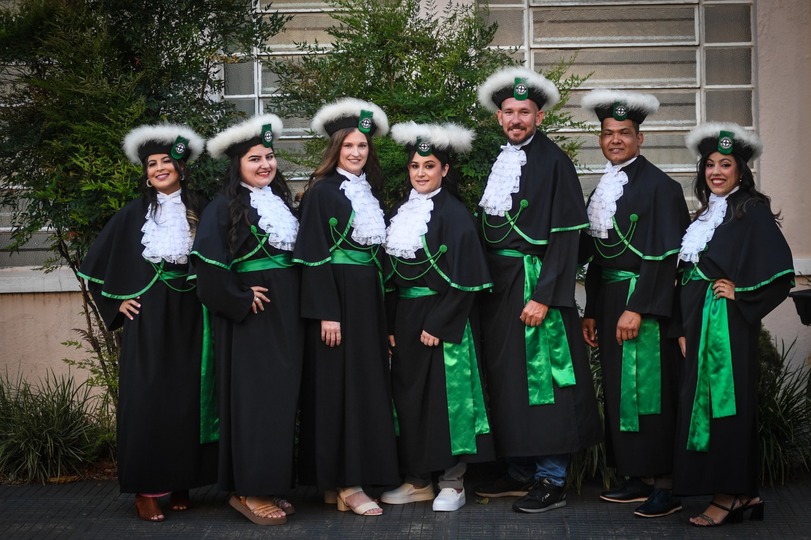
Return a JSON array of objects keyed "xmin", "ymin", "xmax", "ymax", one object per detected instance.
[
  {"xmin": 512, "ymin": 478, "xmax": 567, "ymax": 514},
  {"xmin": 599, "ymin": 477, "xmax": 654, "ymax": 503},
  {"xmin": 634, "ymin": 488, "xmax": 682, "ymax": 518}
]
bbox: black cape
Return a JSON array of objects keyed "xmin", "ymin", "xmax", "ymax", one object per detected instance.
[
  {"xmin": 385, "ymin": 189, "xmax": 495, "ymax": 477},
  {"xmin": 673, "ymin": 190, "xmax": 793, "ymax": 496},
  {"xmin": 78, "ymin": 196, "xmax": 217, "ymax": 493},
  {"xmin": 477, "ymin": 133, "xmax": 603, "ymax": 457},
  {"xmin": 293, "ymin": 172, "xmax": 399, "ymax": 490},
  {"xmin": 191, "ymin": 188, "xmax": 303, "ymax": 495},
  {"xmin": 581, "ymin": 156, "xmax": 690, "ymax": 476}
]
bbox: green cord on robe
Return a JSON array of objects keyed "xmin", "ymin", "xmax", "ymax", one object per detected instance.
[
  {"xmin": 602, "ymin": 268, "xmax": 662, "ymax": 432},
  {"xmin": 492, "ymin": 249, "xmax": 576, "ymax": 405},
  {"xmin": 686, "ymin": 283, "xmax": 736, "ymax": 452}
]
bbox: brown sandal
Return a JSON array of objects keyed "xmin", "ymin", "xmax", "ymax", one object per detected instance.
[
  {"xmin": 229, "ymin": 495, "xmax": 287, "ymax": 526},
  {"xmin": 135, "ymin": 495, "xmax": 165, "ymax": 522},
  {"xmin": 170, "ymin": 489, "xmax": 191, "ymax": 511}
]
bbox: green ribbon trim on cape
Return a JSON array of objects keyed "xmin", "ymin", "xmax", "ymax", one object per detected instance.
[
  {"xmin": 199, "ymin": 306, "xmax": 219, "ymax": 443},
  {"xmin": 686, "ymin": 282, "xmax": 736, "ymax": 452},
  {"xmin": 398, "ymin": 286, "xmax": 438, "ymax": 299},
  {"xmin": 602, "ymin": 268, "xmax": 662, "ymax": 432},
  {"xmin": 97, "ymin": 262, "xmax": 193, "ymax": 300},
  {"xmin": 492, "ymin": 248, "xmax": 576, "ymax": 405}
]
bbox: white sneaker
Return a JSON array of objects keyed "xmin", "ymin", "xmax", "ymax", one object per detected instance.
[
  {"xmin": 381, "ymin": 483, "xmax": 435, "ymax": 505},
  {"xmin": 432, "ymin": 488, "xmax": 465, "ymax": 512}
]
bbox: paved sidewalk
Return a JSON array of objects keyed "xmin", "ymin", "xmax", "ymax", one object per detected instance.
[{"xmin": 2, "ymin": 470, "xmax": 811, "ymax": 539}]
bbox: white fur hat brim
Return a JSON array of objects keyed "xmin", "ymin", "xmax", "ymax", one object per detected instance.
[
  {"xmin": 581, "ymin": 89, "xmax": 659, "ymax": 122},
  {"xmin": 685, "ymin": 122, "xmax": 763, "ymax": 160},
  {"xmin": 477, "ymin": 67, "xmax": 560, "ymax": 113},
  {"xmin": 122, "ymin": 124, "xmax": 205, "ymax": 165},
  {"xmin": 207, "ymin": 114, "xmax": 284, "ymax": 160},
  {"xmin": 390, "ymin": 121, "xmax": 475, "ymax": 154},
  {"xmin": 311, "ymin": 97, "xmax": 389, "ymax": 138}
]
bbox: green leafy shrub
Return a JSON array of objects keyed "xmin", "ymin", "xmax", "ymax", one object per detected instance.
[
  {"xmin": 0, "ymin": 371, "xmax": 112, "ymax": 483},
  {"xmin": 757, "ymin": 331, "xmax": 811, "ymax": 485}
]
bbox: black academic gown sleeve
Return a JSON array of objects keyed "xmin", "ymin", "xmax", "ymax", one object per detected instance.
[{"xmin": 292, "ymin": 175, "xmax": 356, "ymax": 322}]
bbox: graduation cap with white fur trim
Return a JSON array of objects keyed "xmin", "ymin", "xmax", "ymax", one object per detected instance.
[
  {"xmin": 477, "ymin": 67, "xmax": 560, "ymax": 113},
  {"xmin": 390, "ymin": 121, "xmax": 474, "ymax": 157},
  {"xmin": 685, "ymin": 122, "xmax": 763, "ymax": 162},
  {"xmin": 123, "ymin": 124, "xmax": 204, "ymax": 165},
  {"xmin": 207, "ymin": 114, "xmax": 284, "ymax": 160},
  {"xmin": 311, "ymin": 98, "xmax": 389, "ymax": 138},
  {"xmin": 581, "ymin": 89, "xmax": 659, "ymax": 124}
]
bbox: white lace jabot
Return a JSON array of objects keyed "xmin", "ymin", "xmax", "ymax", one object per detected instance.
[
  {"xmin": 141, "ymin": 189, "xmax": 193, "ymax": 264},
  {"xmin": 338, "ymin": 167, "xmax": 386, "ymax": 245},
  {"xmin": 384, "ymin": 188, "xmax": 440, "ymax": 259},
  {"xmin": 242, "ymin": 182, "xmax": 299, "ymax": 251},
  {"xmin": 587, "ymin": 157, "xmax": 636, "ymax": 239},
  {"xmin": 679, "ymin": 187, "xmax": 739, "ymax": 263},
  {"xmin": 479, "ymin": 135, "xmax": 534, "ymax": 216}
]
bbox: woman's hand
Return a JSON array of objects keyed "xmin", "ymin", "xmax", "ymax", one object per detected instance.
[
  {"xmin": 678, "ymin": 336, "xmax": 687, "ymax": 357},
  {"xmin": 119, "ymin": 298, "xmax": 141, "ymax": 320},
  {"xmin": 321, "ymin": 320, "xmax": 341, "ymax": 347},
  {"xmin": 712, "ymin": 279, "xmax": 736, "ymax": 301},
  {"xmin": 250, "ymin": 286, "xmax": 270, "ymax": 314},
  {"xmin": 420, "ymin": 330, "xmax": 440, "ymax": 347},
  {"xmin": 582, "ymin": 317, "xmax": 598, "ymax": 348}
]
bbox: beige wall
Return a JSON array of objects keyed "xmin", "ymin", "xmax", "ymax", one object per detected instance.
[
  {"xmin": 755, "ymin": 0, "xmax": 811, "ymax": 368},
  {"xmin": 0, "ymin": 288, "xmax": 88, "ymax": 383}
]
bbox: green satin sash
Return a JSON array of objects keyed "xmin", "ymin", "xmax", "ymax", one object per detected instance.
[
  {"xmin": 397, "ymin": 286, "xmax": 490, "ymax": 453},
  {"xmin": 686, "ymin": 282, "xmax": 736, "ymax": 452},
  {"xmin": 233, "ymin": 253, "xmax": 293, "ymax": 272},
  {"xmin": 602, "ymin": 268, "xmax": 662, "ymax": 432},
  {"xmin": 492, "ymin": 249, "xmax": 576, "ymax": 405},
  {"xmin": 199, "ymin": 306, "xmax": 219, "ymax": 443}
]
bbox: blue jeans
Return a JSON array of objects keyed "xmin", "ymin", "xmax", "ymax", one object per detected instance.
[{"xmin": 507, "ymin": 454, "xmax": 569, "ymax": 487}]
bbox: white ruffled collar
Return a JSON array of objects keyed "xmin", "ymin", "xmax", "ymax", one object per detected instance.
[
  {"xmin": 141, "ymin": 189, "xmax": 193, "ymax": 264},
  {"xmin": 241, "ymin": 182, "xmax": 299, "ymax": 251},
  {"xmin": 479, "ymin": 135, "xmax": 534, "ymax": 216},
  {"xmin": 679, "ymin": 186, "xmax": 739, "ymax": 263},
  {"xmin": 587, "ymin": 157, "xmax": 637, "ymax": 239},
  {"xmin": 337, "ymin": 167, "xmax": 386, "ymax": 246},
  {"xmin": 384, "ymin": 187, "xmax": 441, "ymax": 259}
]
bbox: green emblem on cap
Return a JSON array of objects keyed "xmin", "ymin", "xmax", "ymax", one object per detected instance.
[
  {"xmin": 717, "ymin": 130, "xmax": 734, "ymax": 155},
  {"xmin": 513, "ymin": 77, "xmax": 529, "ymax": 101},
  {"xmin": 416, "ymin": 138, "xmax": 432, "ymax": 157},
  {"xmin": 261, "ymin": 123, "xmax": 274, "ymax": 148},
  {"xmin": 358, "ymin": 109, "xmax": 374, "ymax": 134},
  {"xmin": 171, "ymin": 136, "xmax": 189, "ymax": 160},
  {"xmin": 612, "ymin": 102, "xmax": 628, "ymax": 121}
]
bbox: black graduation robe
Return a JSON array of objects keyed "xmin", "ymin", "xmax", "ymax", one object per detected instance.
[
  {"xmin": 673, "ymin": 190, "xmax": 793, "ymax": 496},
  {"xmin": 191, "ymin": 189, "xmax": 303, "ymax": 495},
  {"xmin": 385, "ymin": 189, "xmax": 495, "ymax": 478},
  {"xmin": 477, "ymin": 133, "xmax": 602, "ymax": 458},
  {"xmin": 581, "ymin": 155, "xmax": 690, "ymax": 476},
  {"xmin": 293, "ymin": 172, "xmax": 399, "ymax": 490},
  {"xmin": 78, "ymin": 196, "xmax": 217, "ymax": 494}
]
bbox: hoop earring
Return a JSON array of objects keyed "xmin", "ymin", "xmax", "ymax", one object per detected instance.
[
  {"xmin": 180, "ymin": 173, "xmax": 186, "ymax": 183},
  {"xmin": 146, "ymin": 179, "xmax": 153, "ymax": 188}
]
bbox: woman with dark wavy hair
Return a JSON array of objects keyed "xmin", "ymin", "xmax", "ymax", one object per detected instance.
[
  {"xmin": 380, "ymin": 122, "xmax": 494, "ymax": 513},
  {"xmin": 673, "ymin": 123, "xmax": 794, "ymax": 527},
  {"xmin": 78, "ymin": 124, "xmax": 216, "ymax": 522},
  {"xmin": 293, "ymin": 98, "xmax": 399, "ymax": 517},
  {"xmin": 191, "ymin": 114, "xmax": 302, "ymax": 526}
]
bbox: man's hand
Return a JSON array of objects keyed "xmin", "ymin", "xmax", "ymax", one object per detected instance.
[
  {"xmin": 520, "ymin": 300, "xmax": 549, "ymax": 327},
  {"xmin": 616, "ymin": 310, "xmax": 642, "ymax": 346},
  {"xmin": 582, "ymin": 317, "xmax": 598, "ymax": 347}
]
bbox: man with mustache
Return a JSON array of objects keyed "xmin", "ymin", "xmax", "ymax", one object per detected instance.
[{"xmin": 474, "ymin": 67, "xmax": 601, "ymax": 514}]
